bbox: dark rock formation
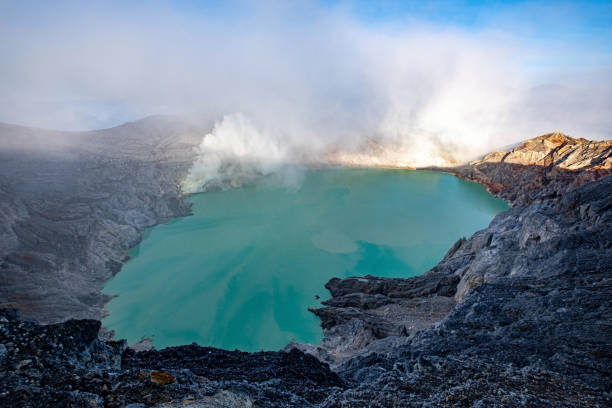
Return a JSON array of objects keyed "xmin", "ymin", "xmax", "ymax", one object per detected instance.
[
  {"xmin": 0, "ymin": 117, "xmax": 203, "ymax": 323},
  {"xmin": 0, "ymin": 309, "xmax": 343, "ymax": 407}
]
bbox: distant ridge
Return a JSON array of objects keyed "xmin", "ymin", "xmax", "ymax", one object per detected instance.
[
  {"xmin": 471, "ymin": 132, "xmax": 611, "ymax": 171},
  {"xmin": 451, "ymin": 132, "xmax": 612, "ymax": 206}
]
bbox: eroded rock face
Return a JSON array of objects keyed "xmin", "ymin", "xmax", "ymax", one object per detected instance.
[
  {"xmin": 0, "ymin": 117, "xmax": 204, "ymax": 323},
  {"xmin": 477, "ymin": 132, "xmax": 611, "ymax": 170}
]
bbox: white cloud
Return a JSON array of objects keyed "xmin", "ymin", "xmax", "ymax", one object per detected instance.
[{"xmin": 0, "ymin": 0, "xmax": 609, "ymax": 187}]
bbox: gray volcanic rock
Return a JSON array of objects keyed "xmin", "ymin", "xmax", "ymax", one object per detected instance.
[
  {"xmin": 0, "ymin": 117, "xmax": 204, "ymax": 323},
  {"xmin": 0, "ymin": 309, "xmax": 343, "ymax": 407}
]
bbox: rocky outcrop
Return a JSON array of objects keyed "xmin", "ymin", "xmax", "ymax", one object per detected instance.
[
  {"xmin": 450, "ymin": 132, "xmax": 612, "ymax": 206},
  {"xmin": 0, "ymin": 117, "xmax": 204, "ymax": 323},
  {"xmin": 303, "ymin": 271, "xmax": 458, "ymax": 365},
  {"xmin": 0, "ymin": 309, "xmax": 343, "ymax": 407}
]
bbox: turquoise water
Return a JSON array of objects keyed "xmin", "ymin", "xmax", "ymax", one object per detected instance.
[{"xmin": 102, "ymin": 169, "xmax": 508, "ymax": 351}]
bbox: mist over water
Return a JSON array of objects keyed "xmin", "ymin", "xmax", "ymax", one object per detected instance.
[{"xmin": 181, "ymin": 111, "xmax": 468, "ymax": 194}]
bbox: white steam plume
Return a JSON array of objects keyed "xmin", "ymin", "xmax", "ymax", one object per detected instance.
[{"xmin": 182, "ymin": 114, "xmax": 301, "ymax": 192}]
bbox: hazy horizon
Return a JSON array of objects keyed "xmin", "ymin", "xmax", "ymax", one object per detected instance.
[{"xmin": 1, "ymin": 0, "xmax": 611, "ymax": 174}]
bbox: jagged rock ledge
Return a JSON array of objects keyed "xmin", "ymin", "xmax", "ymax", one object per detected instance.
[{"xmin": 0, "ymin": 309, "xmax": 343, "ymax": 407}]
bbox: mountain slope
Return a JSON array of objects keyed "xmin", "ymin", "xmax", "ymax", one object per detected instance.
[{"xmin": 0, "ymin": 117, "xmax": 203, "ymax": 323}]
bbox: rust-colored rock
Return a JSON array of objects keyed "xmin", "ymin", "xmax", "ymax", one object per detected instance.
[{"xmin": 150, "ymin": 371, "xmax": 176, "ymax": 386}]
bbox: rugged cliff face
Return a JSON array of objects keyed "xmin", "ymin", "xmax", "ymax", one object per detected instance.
[
  {"xmin": 0, "ymin": 309, "xmax": 342, "ymax": 407},
  {"xmin": 0, "ymin": 130, "xmax": 611, "ymax": 407},
  {"xmin": 0, "ymin": 117, "xmax": 203, "ymax": 323}
]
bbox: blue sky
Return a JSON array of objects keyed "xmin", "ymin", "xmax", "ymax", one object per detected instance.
[
  {"xmin": 132, "ymin": 0, "xmax": 612, "ymax": 75},
  {"xmin": 174, "ymin": 1, "xmax": 612, "ymax": 40},
  {"xmin": 336, "ymin": 0, "xmax": 612, "ymax": 75},
  {"xmin": 3, "ymin": 0, "xmax": 610, "ymax": 71}
]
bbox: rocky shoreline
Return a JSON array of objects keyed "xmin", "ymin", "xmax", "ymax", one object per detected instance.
[
  {"xmin": 1, "ymin": 127, "xmax": 611, "ymax": 407},
  {"xmin": 295, "ymin": 132, "xmax": 612, "ymax": 368}
]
